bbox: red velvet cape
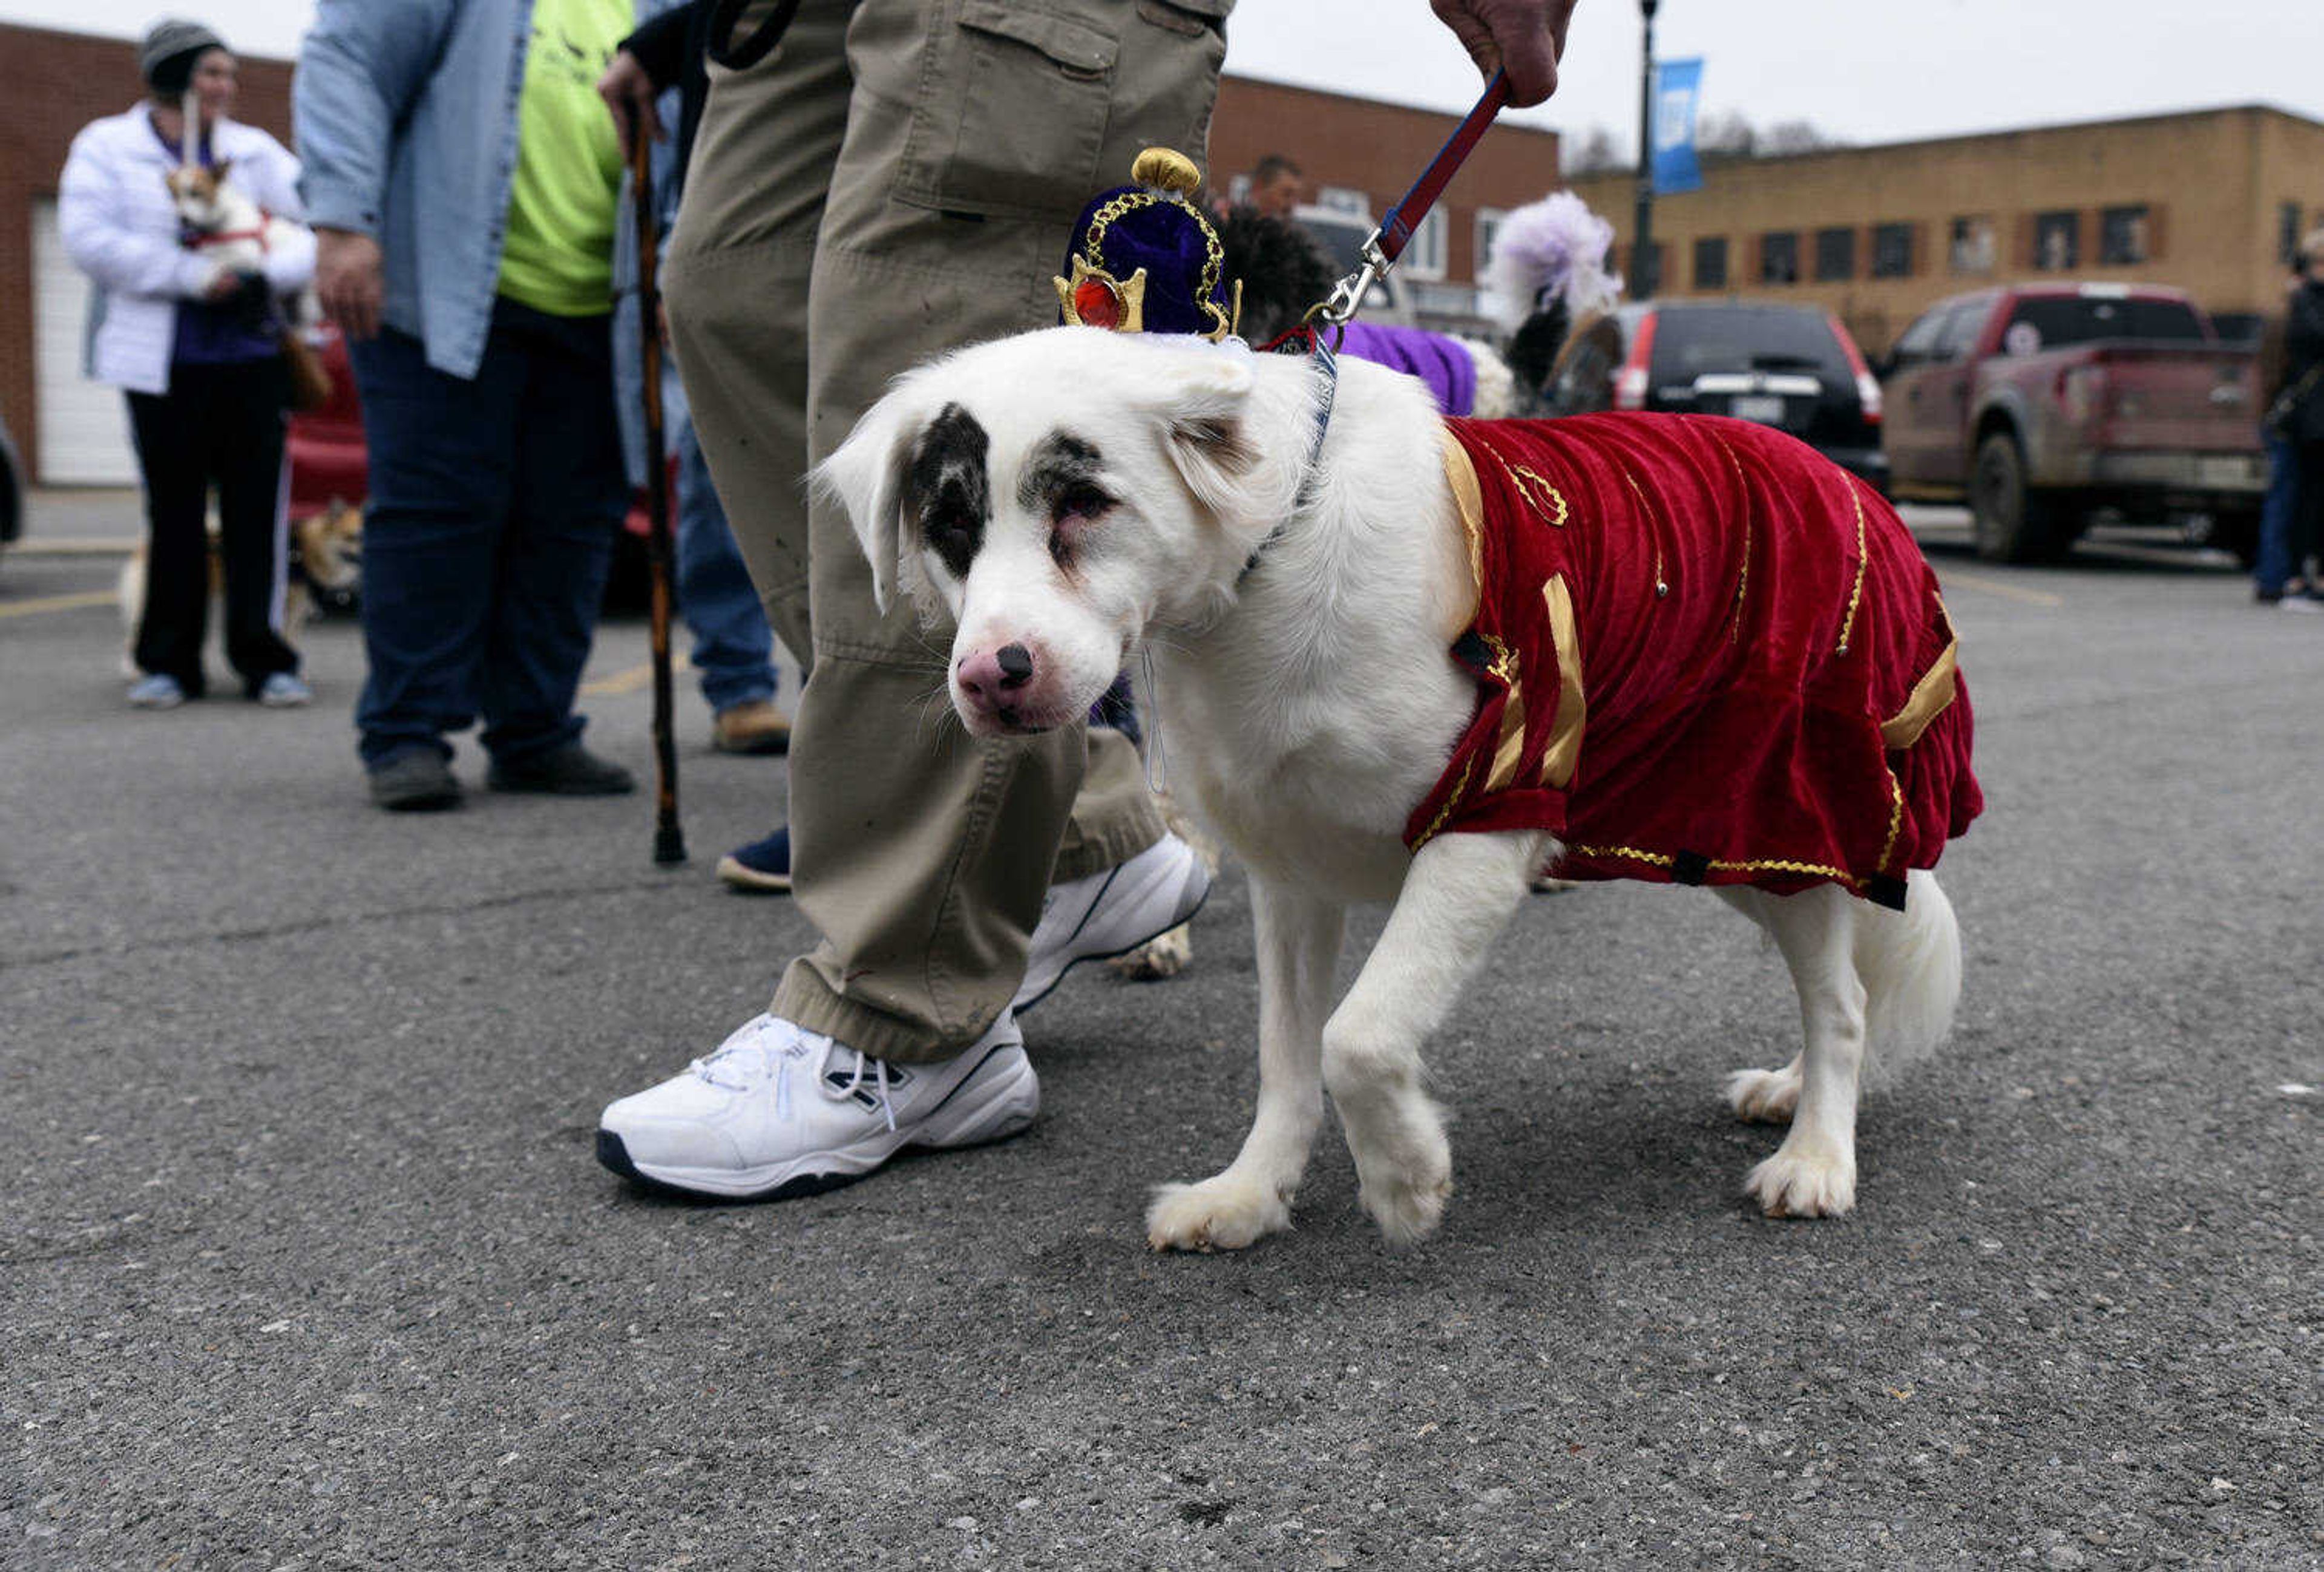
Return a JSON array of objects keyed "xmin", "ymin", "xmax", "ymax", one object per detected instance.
[{"xmin": 1407, "ymin": 413, "xmax": 1981, "ymax": 908}]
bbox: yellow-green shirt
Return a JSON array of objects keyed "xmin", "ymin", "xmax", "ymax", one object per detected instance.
[{"xmin": 496, "ymin": 0, "xmax": 631, "ymax": 316}]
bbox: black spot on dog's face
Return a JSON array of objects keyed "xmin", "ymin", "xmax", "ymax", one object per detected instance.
[
  {"xmin": 1017, "ymin": 431, "xmax": 1112, "ymax": 572},
  {"xmin": 907, "ymin": 403, "xmax": 990, "ymax": 581},
  {"xmin": 1016, "ymin": 431, "xmax": 1103, "ymax": 513}
]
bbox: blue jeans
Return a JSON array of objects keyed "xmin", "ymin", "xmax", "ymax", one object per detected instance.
[
  {"xmin": 2256, "ymin": 430, "xmax": 2303, "ymax": 596},
  {"xmin": 674, "ymin": 408, "xmax": 779, "ymax": 713},
  {"xmin": 349, "ymin": 298, "xmax": 623, "ymax": 768}
]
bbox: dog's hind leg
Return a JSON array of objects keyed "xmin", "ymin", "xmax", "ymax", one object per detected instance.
[
  {"xmin": 1721, "ymin": 885, "xmax": 1866, "ymax": 1218},
  {"xmin": 1322, "ymin": 830, "xmax": 1548, "ymax": 1246},
  {"xmin": 1147, "ymin": 876, "xmax": 1345, "ymax": 1252}
]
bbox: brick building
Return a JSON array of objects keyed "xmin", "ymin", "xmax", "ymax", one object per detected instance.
[{"xmin": 1564, "ymin": 103, "xmax": 2324, "ymax": 356}]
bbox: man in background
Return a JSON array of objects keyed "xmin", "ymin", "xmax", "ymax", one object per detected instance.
[
  {"xmin": 1244, "ymin": 152, "xmax": 1305, "ymax": 219},
  {"xmin": 297, "ymin": 0, "xmax": 640, "ymax": 810}
]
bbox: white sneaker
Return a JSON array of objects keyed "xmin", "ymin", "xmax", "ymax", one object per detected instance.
[
  {"xmin": 597, "ymin": 1011, "xmax": 1038, "ymax": 1200},
  {"xmin": 126, "ymin": 673, "xmax": 186, "ymax": 709},
  {"xmin": 1012, "ymin": 831, "xmax": 1211, "ymax": 1013}
]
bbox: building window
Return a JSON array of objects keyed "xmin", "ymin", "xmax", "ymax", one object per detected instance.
[
  {"xmin": 2034, "ymin": 210, "xmax": 2079, "ymax": 271},
  {"xmin": 2283, "ymin": 203, "xmax": 2306, "ymax": 269},
  {"xmin": 1474, "ymin": 207, "xmax": 1508, "ymax": 280},
  {"xmin": 1950, "ymin": 215, "xmax": 1996, "ymax": 275},
  {"xmin": 1403, "ymin": 208, "xmax": 1448, "ymax": 280},
  {"xmin": 1871, "ymin": 222, "xmax": 1912, "ymax": 278},
  {"xmin": 1761, "ymin": 231, "xmax": 1799, "ymax": 285},
  {"xmin": 1693, "ymin": 236, "xmax": 1728, "ymax": 290},
  {"xmin": 1411, "ymin": 279, "xmax": 1483, "ymax": 318},
  {"xmin": 2100, "ymin": 206, "xmax": 2150, "ymax": 265},
  {"xmin": 1814, "ymin": 226, "xmax": 1856, "ymax": 282},
  {"xmin": 1315, "ymin": 185, "xmax": 1370, "ymax": 218}
]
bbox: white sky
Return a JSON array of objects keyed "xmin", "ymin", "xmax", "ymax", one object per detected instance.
[{"xmin": 7, "ymin": 0, "xmax": 2316, "ymax": 156}]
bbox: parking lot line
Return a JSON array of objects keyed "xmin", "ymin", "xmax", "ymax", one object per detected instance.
[
  {"xmin": 1934, "ymin": 569, "xmax": 2065, "ymax": 608},
  {"xmin": 580, "ymin": 661, "xmax": 654, "ymax": 696},
  {"xmin": 0, "ymin": 589, "xmax": 118, "ymax": 620}
]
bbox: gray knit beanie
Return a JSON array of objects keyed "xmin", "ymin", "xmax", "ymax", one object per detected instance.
[{"xmin": 140, "ymin": 18, "xmax": 226, "ymax": 90}]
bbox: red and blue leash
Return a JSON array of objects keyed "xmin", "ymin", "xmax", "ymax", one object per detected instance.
[{"xmin": 1310, "ymin": 70, "xmax": 1509, "ymax": 329}]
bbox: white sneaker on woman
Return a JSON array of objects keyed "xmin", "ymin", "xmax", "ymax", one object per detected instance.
[{"xmin": 597, "ymin": 1011, "xmax": 1037, "ymax": 1200}]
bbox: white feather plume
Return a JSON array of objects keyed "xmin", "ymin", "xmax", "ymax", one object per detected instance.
[{"xmin": 1483, "ymin": 192, "xmax": 1623, "ymax": 332}]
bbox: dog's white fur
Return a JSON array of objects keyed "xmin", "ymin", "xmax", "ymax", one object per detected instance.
[
  {"xmin": 165, "ymin": 162, "xmax": 307, "ymax": 289},
  {"xmin": 818, "ymin": 327, "xmax": 1962, "ymax": 1249}
]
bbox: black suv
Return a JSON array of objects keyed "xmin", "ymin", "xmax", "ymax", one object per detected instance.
[{"xmin": 1541, "ymin": 301, "xmax": 1890, "ymax": 494}]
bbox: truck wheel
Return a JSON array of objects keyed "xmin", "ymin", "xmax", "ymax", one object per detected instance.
[{"xmin": 1970, "ymin": 433, "xmax": 2071, "ymax": 564}]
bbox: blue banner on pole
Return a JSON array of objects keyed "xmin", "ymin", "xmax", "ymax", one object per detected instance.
[{"xmin": 1652, "ymin": 57, "xmax": 1703, "ymax": 195}]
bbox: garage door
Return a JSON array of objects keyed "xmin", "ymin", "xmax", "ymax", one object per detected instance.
[{"xmin": 33, "ymin": 199, "xmax": 139, "ymax": 486}]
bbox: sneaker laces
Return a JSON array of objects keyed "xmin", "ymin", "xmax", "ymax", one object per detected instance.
[
  {"xmin": 819, "ymin": 1041, "xmax": 897, "ymax": 1133},
  {"xmin": 688, "ymin": 1014, "xmax": 810, "ymax": 1093}
]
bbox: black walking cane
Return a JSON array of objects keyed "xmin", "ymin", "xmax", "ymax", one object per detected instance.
[{"xmin": 629, "ymin": 118, "xmax": 686, "ymax": 865}]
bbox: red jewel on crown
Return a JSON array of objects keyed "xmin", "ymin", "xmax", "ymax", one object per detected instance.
[{"xmin": 1074, "ymin": 277, "xmax": 1123, "ymax": 330}]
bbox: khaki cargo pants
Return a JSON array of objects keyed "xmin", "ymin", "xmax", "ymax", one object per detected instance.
[{"xmin": 663, "ymin": 0, "xmax": 1228, "ymax": 1062}]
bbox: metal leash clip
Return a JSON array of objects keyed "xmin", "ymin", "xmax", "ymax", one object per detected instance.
[{"xmin": 1311, "ymin": 235, "xmax": 1390, "ymax": 328}]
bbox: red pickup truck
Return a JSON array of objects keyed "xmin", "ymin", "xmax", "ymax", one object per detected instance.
[{"xmin": 1880, "ymin": 284, "xmax": 2264, "ymax": 562}]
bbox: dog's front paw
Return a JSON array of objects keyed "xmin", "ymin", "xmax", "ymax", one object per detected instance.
[
  {"xmin": 1745, "ymin": 1145, "xmax": 1856, "ymax": 1219},
  {"xmin": 1354, "ymin": 1145, "xmax": 1453, "ymax": 1247},
  {"xmin": 1107, "ymin": 923, "xmax": 1193, "ymax": 981},
  {"xmin": 1146, "ymin": 1173, "xmax": 1292, "ymax": 1253},
  {"xmin": 1725, "ymin": 1059, "xmax": 1802, "ymax": 1124}
]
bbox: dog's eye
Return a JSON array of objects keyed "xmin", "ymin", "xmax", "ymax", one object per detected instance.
[
  {"xmin": 1049, "ymin": 486, "xmax": 1109, "ymax": 571},
  {"xmin": 924, "ymin": 510, "xmax": 979, "ymax": 578},
  {"xmin": 1054, "ymin": 486, "xmax": 1111, "ymax": 526}
]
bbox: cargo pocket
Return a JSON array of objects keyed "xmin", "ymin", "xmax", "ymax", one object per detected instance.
[{"xmin": 902, "ymin": 2, "xmax": 1120, "ymax": 222}]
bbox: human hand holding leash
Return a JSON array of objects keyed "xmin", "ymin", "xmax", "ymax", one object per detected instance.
[
  {"xmin": 314, "ymin": 228, "xmax": 384, "ymax": 341},
  {"xmin": 597, "ymin": 47, "xmax": 665, "ymax": 143},
  {"xmin": 1431, "ymin": 0, "xmax": 1577, "ymax": 106}
]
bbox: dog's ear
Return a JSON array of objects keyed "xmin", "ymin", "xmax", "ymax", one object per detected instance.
[
  {"xmin": 212, "ymin": 157, "xmax": 233, "ymax": 182},
  {"xmin": 814, "ymin": 382, "xmax": 926, "ymax": 614},
  {"xmin": 1147, "ymin": 351, "xmax": 1259, "ymax": 519}
]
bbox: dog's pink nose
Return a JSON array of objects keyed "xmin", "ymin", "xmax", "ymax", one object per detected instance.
[{"xmin": 956, "ymin": 643, "xmax": 1036, "ymax": 709}]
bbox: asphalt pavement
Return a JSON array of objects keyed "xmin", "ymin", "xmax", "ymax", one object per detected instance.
[{"xmin": 3, "ymin": 501, "xmax": 2319, "ymax": 1568}]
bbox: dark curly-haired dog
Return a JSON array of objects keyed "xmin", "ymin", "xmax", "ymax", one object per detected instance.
[
  {"xmin": 1216, "ymin": 203, "xmax": 1340, "ymax": 346},
  {"xmin": 1216, "ymin": 204, "xmax": 1518, "ymax": 416}
]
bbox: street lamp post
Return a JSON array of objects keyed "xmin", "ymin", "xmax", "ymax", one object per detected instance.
[{"xmin": 1634, "ymin": 0, "xmax": 1660, "ymax": 299}]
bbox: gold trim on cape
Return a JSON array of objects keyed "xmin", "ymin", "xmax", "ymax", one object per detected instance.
[{"xmin": 1539, "ymin": 574, "xmax": 1586, "ymax": 790}]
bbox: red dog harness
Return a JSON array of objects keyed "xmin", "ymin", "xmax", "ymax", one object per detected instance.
[
  {"xmin": 187, "ymin": 212, "xmax": 273, "ymax": 252},
  {"xmin": 1408, "ymin": 413, "xmax": 1981, "ymax": 909}
]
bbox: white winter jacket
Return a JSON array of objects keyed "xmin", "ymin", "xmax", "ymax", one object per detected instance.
[{"xmin": 57, "ymin": 105, "xmax": 317, "ymax": 396}]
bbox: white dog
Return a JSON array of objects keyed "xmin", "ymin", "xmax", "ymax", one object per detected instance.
[
  {"xmin": 818, "ymin": 327, "xmax": 1974, "ymax": 1251},
  {"xmin": 164, "ymin": 161, "xmax": 307, "ymax": 281}
]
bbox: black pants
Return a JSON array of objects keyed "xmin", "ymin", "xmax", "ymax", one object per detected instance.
[
  {"xmin": 125, "ymin": 357, "xmax": 298, "ymax": 695},
  {"xmin": 2296, "ymin": 437, "xmax": 2324, "ymax": 582}
]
